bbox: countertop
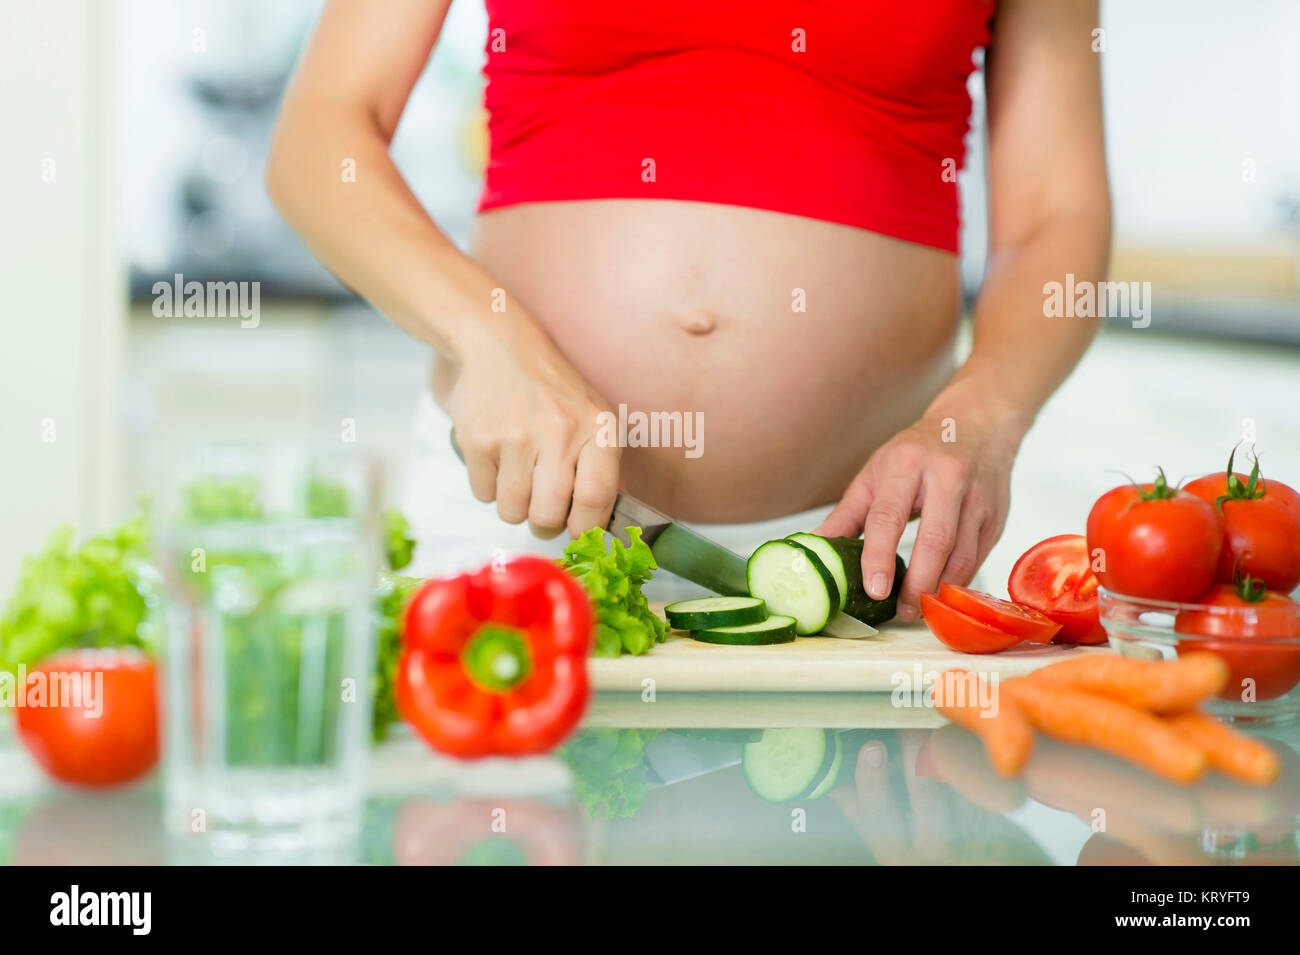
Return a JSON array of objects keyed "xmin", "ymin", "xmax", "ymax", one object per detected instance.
[{"xmin": 4, "ymin": 694, "xmax": 1298, "ymax": 866}]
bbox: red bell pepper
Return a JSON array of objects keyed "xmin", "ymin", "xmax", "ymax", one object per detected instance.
[{"xmin": 396, "ymin": 555, "xmax": 593, "ymax": 758}]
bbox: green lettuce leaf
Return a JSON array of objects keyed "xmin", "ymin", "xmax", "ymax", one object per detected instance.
[
  {"xmin": 560, "ymin": 527, "xmax": 665, "ymax": 657},
  {"xmin": 558, "ymin": 728, "xmax": 660, "ymax": 819},
  {"xmin": 0, "ymin": 510, "xmax": 154, "ymax": 672},
  {"xmin": 371, "ymin": 571, "xmax": 424, "ymax": 741}
]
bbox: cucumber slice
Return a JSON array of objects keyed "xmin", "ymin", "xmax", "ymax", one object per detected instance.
[
  {"xmin": 665, "ymin": 595, "xmax": 767, "ymax": 630},
  {"xmin": 690, "ymin": 614, "xmax": 797, "ymax": 645},
  {"xmin": 742, "ymin": 728, "xmax": 830, "ymax": 803},
  {"xmin": 786, "ymin": 533, "xmax": 848, "ymax": 611},
  {"xmin": 806, "ymin": 733, "xmax": 844, "ymax": 799},
  {"xmin": 746, "ymin": 540, "xmax": 839, "ymax": 635}
]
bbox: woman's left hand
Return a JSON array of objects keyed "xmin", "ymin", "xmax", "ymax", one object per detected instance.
[{"xmin": 815, "ymin": 395, "xmax": 1031, "ymax": 621}]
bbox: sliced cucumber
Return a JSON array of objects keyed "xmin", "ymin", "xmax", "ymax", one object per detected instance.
[
  {"xmin": 806, "ymin": 733, "xmax": 844, "ymax": 799},
  {"xmin": 785, "ymin": 533, "xmax": 848, "ymax": 612},
  {"xmin": 742, "ymin": 728, "xmax": 831, "ymax": 803},
  {"xmin": 665, "ymin": 595, "xmax": 767, "ymax": 631},
  {"xmin": 746, "ymin": 540, "xmax": 839, "ymax": 636},
  {"xmin": 691, "ymin": 614, "xmax": 797, "ymax": 645}
]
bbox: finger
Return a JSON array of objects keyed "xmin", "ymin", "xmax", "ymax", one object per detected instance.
[
  {"xmin": 814, "ymin": 474, "xmax": 873, "ymax": 538},
  {"xmin": 495, "ymin": 441, "xmax": 534, "ymax": 525},
  {"xmin": 462, "ymin": 436, "xmax": 499, "ymax": 504},
  {"xmin": 861, "ymin": 468, "xmax": 921, "ymax": 601},
  {"xmin": 528, "ymin": 446, "xmax": 576, "ymax": 539},
  {"xmin": 567, "ymin": 441, "xmax": 619, "ymax": 537},
  {"xmin": 975, "ymin": 489, "xmax": 1010, "ymax": 571},
  {"xmin": 898, "ymin": 473, "xmax": 964, "ymax": 619},
  {"xmin": 937, "ymin": 498, "xmax": 984, "ymax": 588},
  {"xmin": 899, "ymin": 731, "xmax": 952, "ymax": 852},
  {"xmin": 849, "ymin": 740, "xmax": 910, "ymax": 863}
]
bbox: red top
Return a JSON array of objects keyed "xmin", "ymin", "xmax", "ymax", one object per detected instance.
[{"xmin": 480, "ymin": 1, "xmax": 994, "ymax": 253}]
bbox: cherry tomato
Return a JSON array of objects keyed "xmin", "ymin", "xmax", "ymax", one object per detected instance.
[
  {"xmin": 937, "ymin": 583, "xmax": 1061, "ymax": 644},
  {"xmin": 920, "ymin": 592, "xmax": 1022, "ymax": 654},
  {"xmin": 1175, "ymin": 578, "xmax": 1300, "ymax": 701},
  {"xmin": 14, "ymin": 649, "xmax": 159, "ymax": 788},
  {"xmin": 1183, "ymin": 450, "xmax": 1300, "ymax": 594},
  {"xmin": 1007, "ymin": 534, "xmax": 1107, "ymax": 645},
  {"xmin": 1086, "ymin": 469, "xmax": 1221, "ymax": 602}
]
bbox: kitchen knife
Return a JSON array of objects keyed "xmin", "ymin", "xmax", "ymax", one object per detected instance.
[
  {"xmin": 450, "ymin": 428, "xmax": 749, "ymax": 595},
  {"xmin": 448, "ymin": 430, "xmax": 877, "ymax": 636}
]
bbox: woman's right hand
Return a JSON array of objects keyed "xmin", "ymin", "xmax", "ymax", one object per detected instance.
[{"xmin": 440, "ymin": 328, "xmax": 621, "ymax": 540}]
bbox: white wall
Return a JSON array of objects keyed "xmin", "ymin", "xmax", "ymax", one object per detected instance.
[
  {"xmin": 0, "ymin": 1, "xmax": 124, "ymax": 591},
  {"xmin": 1101, "ymin": 0, "xmax": 1300, "ymax": 243}
]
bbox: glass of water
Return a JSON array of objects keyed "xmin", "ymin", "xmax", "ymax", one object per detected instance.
[{"xmin": 159, "ymin": 447, "xmax": 379, "ymax": 862}]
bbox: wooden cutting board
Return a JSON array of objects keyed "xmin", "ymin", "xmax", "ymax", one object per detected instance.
[{"xmin": 588, "ymin": 608, "xmax": 1107, "ymax": 693}]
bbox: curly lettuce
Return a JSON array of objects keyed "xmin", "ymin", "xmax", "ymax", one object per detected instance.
[
  {"xmin": 0, "ymin": 510, "xmax": 154, "ymax": 672},
  {"xmin": 558, "ymin": 728, "xmax": 661, "ymax": 819},
  {"xmin": 560, "ymin": 527, "xmax": 665, "ymax": 657}
]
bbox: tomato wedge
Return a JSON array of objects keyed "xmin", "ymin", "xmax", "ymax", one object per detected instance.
[
  {"xmin": 920, "ymin": 593, "xmax": 1023, "ymax": 654},
  {"xmin": 937, "ymin": 584, "xmax": 1061, "ymax": 644},
  {"xmin": 1008, "ymin": 535, "xmax": 1107, "ymax": 645}
]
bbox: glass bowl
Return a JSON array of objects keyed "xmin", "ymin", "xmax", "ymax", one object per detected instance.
[{"xmin": 1099, "ymin": 588, "xmax": 1300, "ymax": 726}]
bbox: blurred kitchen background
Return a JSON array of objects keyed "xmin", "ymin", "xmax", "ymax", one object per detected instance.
[{"xmin": 2, "ymin": 0, "xmax": 1299, "ymax": 594}]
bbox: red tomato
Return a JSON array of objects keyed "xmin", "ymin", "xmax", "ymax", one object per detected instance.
[
  {"xmin": 1183, "ymin": 451, "xmax": 1300, "ymax": 594},
  {"xmin": 1174, "ymin": 580, "xmax": 1300, "ymax": 701},
  {"xmin": 937, "ymin": 583, "xmax": 1061, "ymax": 644},
  {"xmin": 1086, "ymin": 470, "xmax": 1221, "ymax": 602},
  {"xmin": 14, "ymin": 649, "xmax": 159, "ymax": 787},
  {"xmin": 392, "ymin": 797, "xmax": 583, "ymax": 866},
  {"xmin": 920, "ymin": 592, "xmax": 1022, "ymax": 654},
  {"xmin": 1007, "ymin": 535, "xmax": 1107, "ymax": 645}
]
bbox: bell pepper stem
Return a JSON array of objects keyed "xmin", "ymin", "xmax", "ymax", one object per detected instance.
[{"xmin": 461, "ymin": 624, "xmax": 533, "ymax": 692}]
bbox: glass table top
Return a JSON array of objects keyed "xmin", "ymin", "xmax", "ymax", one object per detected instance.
[{"xmin": 3, "ymin": 691, "xmax": 1297, "ymax": 866}]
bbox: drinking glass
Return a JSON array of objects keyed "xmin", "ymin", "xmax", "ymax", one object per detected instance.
[{"xmin": 159, "ymin": 447, "xmax": 379, "ymax": 861}]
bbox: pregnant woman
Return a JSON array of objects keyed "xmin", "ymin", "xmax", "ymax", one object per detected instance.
[{"xmin": 268, "ymin": 0, "xmax": 1109, "ymax": 618}]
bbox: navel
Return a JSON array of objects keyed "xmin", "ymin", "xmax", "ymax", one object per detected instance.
[{"xmin": 677, "ymin": 309, "xmax": 718, "ymax": 336}]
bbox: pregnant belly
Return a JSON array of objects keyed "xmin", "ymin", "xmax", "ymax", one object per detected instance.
[{"xmin": 469, "ymin": 200, "xmax": 962, "ymax": 523}]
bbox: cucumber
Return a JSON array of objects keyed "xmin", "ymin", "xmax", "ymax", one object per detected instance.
[
  {"xmin": 806, "ymin": 732, "xmax": 844, "ymax": 799},
  {"xmin": 742, "ymin": 728, "xmax": 833, "ymax": 803},
  {"xmin": 845, "ymin": 550, "xmax": 906, "ymax": 626},
  {"xmin": 665, "ymin": 595, "xmax": 767, "ymax": 631},
  {"xmin": 690, "ymin": 614, "xmax": 797, "ymax": 645},
  {"xmin": 785, "ymin": 533, "xmax": 848, "ymax": 612},
  {"xmin": 795, "ymin": 536, "xmax": 906, "ymax": 626},
  {"xmin": 746, "ymin": 540, "xmax": 839, "ymax": 635}
]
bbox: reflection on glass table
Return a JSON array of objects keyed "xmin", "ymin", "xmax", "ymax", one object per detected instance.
[{"xmin": 2, "ymin": 692, "xmax": 1297, "ymax": 866}]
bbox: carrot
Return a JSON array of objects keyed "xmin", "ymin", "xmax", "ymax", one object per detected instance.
[
  {"xmin": 931, "ymin": 668, "xmax": 1034, "ymax": 778},
  {"xmin": 1027, "ymin": 652, "xmax": 1228, "ymax": 713},
  {"xmin": 1001, "ymin": 678, "xmax": 1207, "ymax": 784},
  {"xmin": 1167, "ymin": 709, "xmax": 1280, "ymax": 786}
]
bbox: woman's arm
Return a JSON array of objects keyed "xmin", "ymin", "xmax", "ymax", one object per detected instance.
[
  {"xmin": 267, "ymin": 0, "xmax": 620, "ymax": 538},
  {"xmin": 818, "ymin": 0, "xmax": 1110, "ymax": 619}
]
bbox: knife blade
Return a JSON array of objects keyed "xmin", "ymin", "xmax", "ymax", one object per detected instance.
[{"xmin": 448, "ymin": 429, "xmax": 750, "ymax": 595}]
